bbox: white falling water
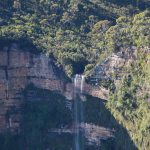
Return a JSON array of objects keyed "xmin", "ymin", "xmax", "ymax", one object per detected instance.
[
  {"xmin": 81, "ymin": 75, "xmax": 85, "ymax": 94},
  {"xmin": 74, "ymin": 74, "xmax": 77, "ymax": 89},
  {"xmin": 74, "ymin": 74, "xmax": 85, "ymax": 93},
  {"xmin": 74, "ymin": 74, "xmax": 85, "ymax": 150},
  {"xmin": 74, "ymin": 74, "xmax": 79, "ymax": 150}
]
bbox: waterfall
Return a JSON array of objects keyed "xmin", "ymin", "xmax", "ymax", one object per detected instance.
[
  {"xmin": 81, "ymin": 75, "xmax": 85, "ymax": 94},
  {"xmin": 74, "ymin": 74, "xmax": 85, "ymax": 150},
  {"xmin": 74, "ymin": 74, "xmax": 85, "ymax": 93},
  {"xmin": 74, "ymin": 74, "xmax": 80, "ymax": 150},
  {"xmin": 6, "ymin": 49, "xmax": 9, "ymax": 100}
]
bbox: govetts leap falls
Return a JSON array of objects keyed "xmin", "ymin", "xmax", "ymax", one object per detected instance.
[{"xmin": 0, "ymin": 0, "xmax": 150, "ymax": 150}]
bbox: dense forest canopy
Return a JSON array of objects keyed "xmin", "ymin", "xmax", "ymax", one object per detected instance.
[{"xmin": 0, "ymin": 0, "xmax": 150, "ymax": 76}]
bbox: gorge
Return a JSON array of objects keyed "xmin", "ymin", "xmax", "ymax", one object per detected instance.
[
  {"xmin": 0, "ymin": 42, "xmax": 111, "ymax": 133},
  {"xmin": 0, "ymin": 1, "xmax": 150, "ymax": 149},
  {"xmin": 0, "ymin": 42, "xmax": 141, "ymax": 150}
]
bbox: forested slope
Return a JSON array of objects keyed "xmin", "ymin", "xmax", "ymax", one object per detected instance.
[
  {"xmin": 0, "ymin": 0, "xmax": 149, "ymax": 76},
  {"xmin": 0, "ymin": 0, "xmax": 150, "ymax": 150}
]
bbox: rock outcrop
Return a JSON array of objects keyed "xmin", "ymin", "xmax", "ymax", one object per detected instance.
[
  {"xmin": 90, "ymin": 47, "xmax": 137, "ymax": 82},
  {"xmin": 89, "ymin": 47, "xmax": 150, "ymax": 102},
  {"xmin": 64, "ymin": 82, "xmax": 109, "ymax": 100}
]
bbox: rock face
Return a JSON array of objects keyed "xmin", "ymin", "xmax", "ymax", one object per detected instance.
[
  {"xmin": 0, "ymin": 43, "xmax": 109, "ymax": 133},
  {"xmin": 89, "ymin": 47, "xmax": 139, "ymax": 90},
  {"xmin": 91, "ymin": 48, "xmax": 136, "ymax": 80},
  {"xmin": 64, "ymin": 81, "xmax": 109, "ymax": 100},
  {"xmin": 89, "ymin": 47, "xmax": 150, "ymax": 103},
  {"xmin": 0, "ymin": 43, "xmax": 66, "ymax": 133}
]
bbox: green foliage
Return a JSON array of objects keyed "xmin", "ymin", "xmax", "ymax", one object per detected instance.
[
  {"xmin": 107, "ymin": 49, "xmax": 150, "ymax": 150},
  {"xmin": 0, "ymin": 0, "xmax": 149, "ymax": 76},
  {"xmin": 0, "ymin": 2, "xmax": 150, "ymax": 149}
]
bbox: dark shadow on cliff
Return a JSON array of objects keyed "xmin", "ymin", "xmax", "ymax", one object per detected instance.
[
  {"xmin": 0, "ymin": 39, "xmax": 40, "ymax": 54},
  {"xmin": 0, "ymin": 85, "xmax": 73, "ymax": 150},
  {"xmin": 0, "ymin": 85, "xmax": 138, "ymax": 150},
  {"xmin": 83, "ymin": 95, "xmax": 138, "ymax": 150}
]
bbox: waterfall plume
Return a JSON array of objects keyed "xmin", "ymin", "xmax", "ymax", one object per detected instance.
[{"xmin": 73, "ymin": 74, "xmax": 85, "ymax": 150}]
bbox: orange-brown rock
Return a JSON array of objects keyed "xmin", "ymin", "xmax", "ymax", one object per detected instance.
[
  {"xmin": 0, "ymin": 43, "xmax": 108, "ymax": 133},
  {"xmin": 0, "ymin": 43, "xmax": 66, "ymax": 133}
]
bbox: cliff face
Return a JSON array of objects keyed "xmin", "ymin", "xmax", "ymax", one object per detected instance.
[
  {"xmin": 90, "ymin": 47, "xmax": 137, "ymax": 84},
  {"xmin": 0, "ymin": 43, "xmax": 143, "ymax": 133},
  {"xmin": 0, "ymin": 43, "xmax": 108, "ymax": 133},
  {"xmin": 0, "ymin": 43, "xmax": 146, "ymax": 149},
  {"xmin": 0, "ymin": 43, "xmax": 66, "ymax": 133}
]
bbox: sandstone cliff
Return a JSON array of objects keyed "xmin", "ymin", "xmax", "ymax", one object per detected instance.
[
  {"xmin": 0, "ymin": 43, "xmax": 108, "ymax": 133},
  {"xmin": 0, "ymin": 42, "xmax": 137, "ymax": 133},
  {"xmin": 90, "ymin": 47, "xmax": 150, "ymax": 95},
  {"xmin": 0, "ymin": 43, "xmax": 67, "ymax": 133}
]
